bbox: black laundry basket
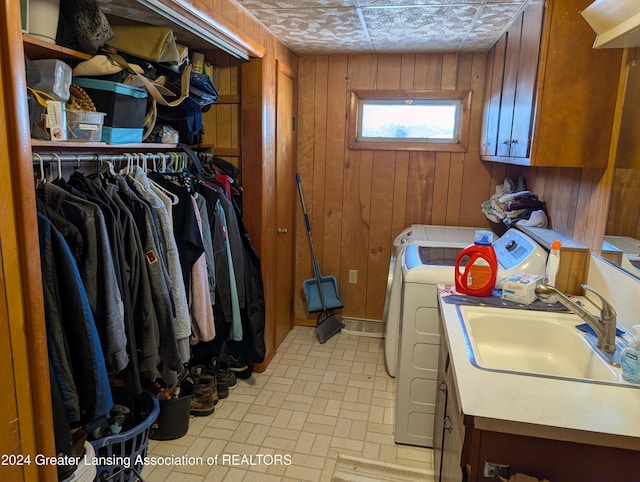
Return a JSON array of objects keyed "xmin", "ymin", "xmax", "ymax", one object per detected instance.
[{"xmin": 89, "ymin": 390, "xmax": 160, "ymax": 482}]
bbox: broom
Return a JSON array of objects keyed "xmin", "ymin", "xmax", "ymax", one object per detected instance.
[{"xmin": 296, "ymin": 173, "xmax": 344, "ymax": 343}]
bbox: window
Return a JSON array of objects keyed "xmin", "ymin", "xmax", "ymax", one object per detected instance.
[{"xmin": 348, "ymin": 90, "xmax": 472, "ymax": 152}]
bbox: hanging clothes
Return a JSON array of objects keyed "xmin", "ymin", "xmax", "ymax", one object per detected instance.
[
  {"xmin": 115, "ymin": 176, "xmax": 182, "ymax": 373},
  {"xmin": 195, "ymin": 192, "xmax": 217, "ymax": 305},
  {"xmin": 188, "ymin": 195, "xmax": 216, "ymax": 344},
  {"xmin": 39, "ymin": 182, "xmax": 128, "ymax": 374},
  {"xmin": 217, "ymin": 199, "xmax": 242, "ymax": 341},
  {"xmin": 66, "ymin": 171, "xmax": 142, "ymax": 395},
  {"xmin": 145, "ymin": 169, "xmax": 215, "ymax": 345},
  {"xmin": 228, "ymin": 197, "xmax": 266, "ymax": 363},
  {"xmin": 196, "ymin": 183, "xmax": 246, "ymax": 306},
  {"xmin": 128, "ymin": 166, "xmax": 192, "ymax": 365},
  {"xmin": 147, "ymin": 171, "xmax": 205, "ymax": 296},
  {"xmin": 105, "ymin": 181, "xmax": 160, "ymax": 379},
  {"xmin": 37, "ymin": 212, "xmax": 113, "ymax": 426}
]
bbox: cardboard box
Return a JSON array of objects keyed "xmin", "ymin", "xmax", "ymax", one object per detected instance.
[
  {"xmin": 45, "ymin": 100, "xmax": 67, "ymax": 141},
  {"xmin": 502, "ymin": 273, "xmax": 542, "ymax": 305}
]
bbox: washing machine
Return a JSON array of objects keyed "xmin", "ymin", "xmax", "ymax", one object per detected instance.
[
  {"xmin": 383, "ymin": 225, "xmax": 480, "ymax": 377},
  {"xmin": 394, "ymin": 228, "xmax": 547, "ymax": 447}
]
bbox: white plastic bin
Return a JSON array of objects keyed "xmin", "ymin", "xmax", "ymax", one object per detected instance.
[
  {"xmin": 66, "ymin": 110, "xmax": 106, "ymax": 142},
  {"xmin": 28, "ymin": 0, "xmax": 60, "ymax": 43},
  {"xmin": 30, "ymin": 59, "xmax": 72, "ymax": 101}
]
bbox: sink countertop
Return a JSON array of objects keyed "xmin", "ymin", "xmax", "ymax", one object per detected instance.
[{"xmin": 438, "ymin": 289, "xmax": 640, "ymax": 449}]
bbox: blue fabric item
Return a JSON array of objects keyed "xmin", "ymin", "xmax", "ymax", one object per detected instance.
[
  {"xmin": 575, "ymin": 323, "xmax": 624, "ymax": 337},
  {"xmin": 217, "ymin": 200, "xmax": 242, "ymax": 341}
]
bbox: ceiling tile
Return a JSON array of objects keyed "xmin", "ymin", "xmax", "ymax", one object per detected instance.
[
  {"xmin": 236, "ymin": 1, "xmax": 353, "ymax": 8},
  {"xmin": 357, "ymin": 0, "xmax": 482, "ymax": 5},
  {"xmin": 234, "ymin": 0, "xmax": 532, "ymax": 55},
  {"xmin": 251, "ymin": 7, "xmax": 372, "ymax": 54},
  {"xmin": 363, "ymin": 5, "xmax": 478, "ymax": 52}
]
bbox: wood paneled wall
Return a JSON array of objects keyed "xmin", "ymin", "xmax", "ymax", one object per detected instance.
[
  {"xmin": 295, "ymin": 53, "xmax": 613, "ymax": 323},
  {"xmin": 195, "ymin": 0, "xmax": 614, "ymax": 331},
  {"xmin": 296, "ymin": 53, "xmax": 493, "ymax": 322},
  {"xmin": 608, "ymin": 168, "xmax": 640, "ymax": 239}
]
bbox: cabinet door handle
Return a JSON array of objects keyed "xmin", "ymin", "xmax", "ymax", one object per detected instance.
[
  {"xmin": 502, "ymin": 140, "xmax": 510, "ymax": 145},
  {"xmin": 277, "ymin": 228, "xmax": 288, "ymax": 234},
  {"xmin": 443, "ymin": 416, "xmax": 453, "ymax": 433},
  {"xmin": 439, "ymin": 380, "xmax": 447, "ymax": 392},
  {"xmin": 511, "ymin": 139, "xmax": 518, "ymax": 144}
]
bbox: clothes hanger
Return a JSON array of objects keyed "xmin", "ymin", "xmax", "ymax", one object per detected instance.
[
  {"xmin": 149, "ymin": 178, "xmax": 179, "ymax": 205},
  {"xmin": 138, "ymin": 152, "xmax": 148, "ymax": 172},
  {"xmin": 50, "ymin": 153, "xmax": 62, "ymax": 181},
  {"xmin": 34, "ymin": 153, "xmax": 46, "ymax": 188},
  {"xmin": 101, "ymin": 158, "xmax": 117, "ymax": 177}
]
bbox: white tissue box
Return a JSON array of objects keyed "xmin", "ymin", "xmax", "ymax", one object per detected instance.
[{"xmin": 501, "ymin": 273, "xmax": 542, "ymax": 305}]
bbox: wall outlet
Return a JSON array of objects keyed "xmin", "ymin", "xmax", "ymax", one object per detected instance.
[
  {"xmin": 483, "ymin": 461, "xmax": 510, "ymax": 478},
  {"xmin": 348, "ymin": 269, "xmax": 358, "ymax": 284}
]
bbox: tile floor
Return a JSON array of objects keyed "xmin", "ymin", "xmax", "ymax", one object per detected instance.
[{"xmin": 143, "ymin": 325, "xmax": 434, "ymax": 481}]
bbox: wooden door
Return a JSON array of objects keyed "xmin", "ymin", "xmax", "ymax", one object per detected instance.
[
  {"xmin": 510, "ymin": 0, "xmax": 544, "ymax": 158},
  {"xmin": 274, "ymin": 62, "xmax": 296, "ymax": 347},
  {"xmin": 496, "ymin": 13, "xmax": 523, "ymax": 157}
]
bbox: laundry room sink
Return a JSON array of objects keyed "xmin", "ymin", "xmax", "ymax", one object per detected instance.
[{"xmin": 456, "ymin": 306, "xmax": 624, "ymax": 384}]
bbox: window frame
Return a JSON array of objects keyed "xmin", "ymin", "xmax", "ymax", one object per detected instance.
[{"xmin": 347, "ymin": 89, "xmax": 472, "ymax": 152}]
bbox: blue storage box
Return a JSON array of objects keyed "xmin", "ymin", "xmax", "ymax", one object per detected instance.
[
  {"xmin": 72, "ymin": 77, "xmax": 147, "ymax": 143},
  {"xmin": 101, "ymin": 126, "xmax": 144, "ymax": 144}
]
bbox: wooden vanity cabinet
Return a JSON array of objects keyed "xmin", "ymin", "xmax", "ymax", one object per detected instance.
[
  {"xmin": 480, "ymin": 0, "xmax": 623, "ymax": 168},
  {"xmin": 434, "ymin": 319, "xmax": 468, "ymax": 482},
  {"xmin": 435, "ymin": 315, "xmax": 640, "ymax": 482}
]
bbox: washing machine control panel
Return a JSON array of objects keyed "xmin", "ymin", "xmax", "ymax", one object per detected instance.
[{"xmin": 494, "ymin": 229, "xmax": 547, "ymax": 281}]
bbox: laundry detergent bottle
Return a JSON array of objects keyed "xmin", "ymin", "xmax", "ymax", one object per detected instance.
[{"xmin": 454, "ymin": 229, "xmax": 498, "ymax": 297}]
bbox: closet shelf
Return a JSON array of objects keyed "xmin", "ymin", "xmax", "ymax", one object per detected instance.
[
  {"xmin": 23, "ymin": 34, "xmax": 92, "ymax": 61},
  {"xmin": 31, "ymin": 140, "xmax": 240, "ymax": 157},
  {"xmin": 31, "ymin": 140, "xmax": 178, "ymax": 150}
]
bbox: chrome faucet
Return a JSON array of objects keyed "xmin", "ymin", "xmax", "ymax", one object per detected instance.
[{"xmin": 535, "ymin": 284, "xmax": 618, "ymax": 354}]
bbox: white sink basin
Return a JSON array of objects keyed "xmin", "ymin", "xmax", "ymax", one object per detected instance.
[{"xmin": 457, "ymin": 305, "xmax": 622, "ymax": 384}]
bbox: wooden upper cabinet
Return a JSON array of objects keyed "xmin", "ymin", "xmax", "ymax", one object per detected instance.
[
  {"xmin": 481, "ymin": 35, "xmax": 506, "ymax": 157},
  {"xmin": 510, "ymin": 1, "xmax": 543, "ymax": 159},
  {"xmin": 496, "ymin": 12, "xmax": 523, "ymax": 158},
  {"xmin": 481, "ymin": 0, "xmax": 623, "ymax": 168}
]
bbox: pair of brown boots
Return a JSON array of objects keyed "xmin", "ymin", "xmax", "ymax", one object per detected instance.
[{"xmin": 186, "ymin": 361, "xmax": 238, "ymax": 416}]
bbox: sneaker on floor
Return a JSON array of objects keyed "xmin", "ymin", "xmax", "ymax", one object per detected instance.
[
  {"xmin": 228, "ymin": 371, "xmax": 237, "ymax": 390},
  {"xmin": 226, "ymin": 355, "xmax": 252, "ymax": 379}
]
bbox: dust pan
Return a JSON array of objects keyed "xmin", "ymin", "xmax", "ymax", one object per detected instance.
[
  {"xmin": 303, "ymin": 276, "xmax": 343, "ymax": 312},
  {"xmin": 296, "ymin": 172, "xmax": 344, "ymax": 343}
]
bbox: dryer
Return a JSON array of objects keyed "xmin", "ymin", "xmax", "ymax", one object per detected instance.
[
  {"xmin": 394, "ymin": 228, "xmax": 547, "ymax": 447},
  {"xmin": 383, "ymin": 225, "xmax": 480, "ymax": 377}
]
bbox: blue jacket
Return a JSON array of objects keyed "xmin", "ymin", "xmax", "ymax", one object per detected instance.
[{"xmin": 37, "ymin": 213, "xmax": 113, "ymax": 426}]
